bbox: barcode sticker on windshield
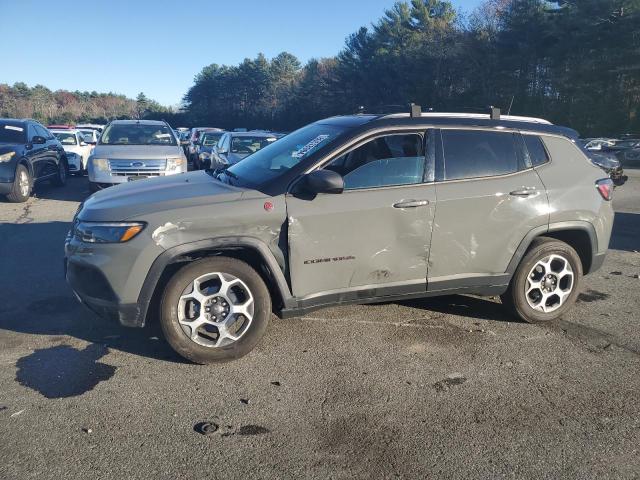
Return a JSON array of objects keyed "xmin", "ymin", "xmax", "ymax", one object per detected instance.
[
  {"xmin": 292, "ymin": 135, "xmax": 330, "ymax": 158},
  {"xmin": 4, "ymin": 125, "xmax": 23, "ymax": 132}
]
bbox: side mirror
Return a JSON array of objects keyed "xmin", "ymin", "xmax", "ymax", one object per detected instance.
[
  {"xmin": 304, "ymin": 170, "xmax": 344, "ymax": 194},
  {"xmin": 80, "ymin": 141, "xmax": 88, "ymax": 146},
  {"xmin": 32, "ymin": 135, "xmax": 46, "ymax": 145}
]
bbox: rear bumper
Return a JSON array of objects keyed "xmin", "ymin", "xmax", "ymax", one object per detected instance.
[{"xmin": 590, "ymin": 252, "xmax": 606, "ymax": 274}]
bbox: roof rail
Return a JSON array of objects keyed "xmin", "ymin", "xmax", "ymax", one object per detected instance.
[{"xmin": 383, "ymin": 111, "xmax": 552, "ymax": 125}]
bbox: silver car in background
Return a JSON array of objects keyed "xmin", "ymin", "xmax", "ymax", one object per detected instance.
[
  {"xmin": 210, "ymin": 131, "xmax": 278, "ymax": 169},
  {"xmin": 88, "ymin": 120, "xmax": 187, "ymax": 192}
]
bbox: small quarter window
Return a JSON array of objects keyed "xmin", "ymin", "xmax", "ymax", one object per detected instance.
[
  {"xmin": 523, "ymin": 135, "xmax": 550, "ymax": 167},
  {"xmin": 441, "ymin": 129, "xmax": 521, "ymax": 180}
]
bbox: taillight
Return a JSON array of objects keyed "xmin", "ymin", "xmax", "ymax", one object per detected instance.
[{"xmin": 596, "ymin": 178, "xmax": 614, "ymax": 201}]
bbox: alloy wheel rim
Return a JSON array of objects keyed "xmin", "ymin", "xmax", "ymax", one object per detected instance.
[
  {"xmin": 19, "ymin": 171, "xmax": 30, "ymax": 196},
  {"xmin": 177, "ymin": 272, "xmax": 254, "ymax": 348},
  {"xmin": 525, "ymin": 254, "xmax": 574, "ymax": 313}
]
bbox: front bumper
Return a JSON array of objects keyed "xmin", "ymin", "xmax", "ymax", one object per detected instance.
[
  {"xmin": 0, "ymin": 181, "xmax": 12, "ymax": 194},
  {"xmin": 65, "ymin": 256, "xmax": 143, "ymax": 327},
  {"xmin": 64, "ymin": 231, "xmax": 165, "ymax": 328}
]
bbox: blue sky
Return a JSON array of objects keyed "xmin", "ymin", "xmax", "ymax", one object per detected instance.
[{"xmin": 0, "ymin": 0, "xmax": 482, "ymax": 106}]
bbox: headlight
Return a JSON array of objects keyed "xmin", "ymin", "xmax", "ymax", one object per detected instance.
[
  {"xmin": 74, "ymin": 221, "xmax": 145, "ymax": 243},
  {"xmin": 167, "ymin": 157, "xmax": 184, "ymax": 170},
  {"xmin": 0, "ymin": 151, "xmax": 16, "ymax": 163},
  {"xmin": 92, "ymin": 158, "xmax": 110, "ymax": 172}
]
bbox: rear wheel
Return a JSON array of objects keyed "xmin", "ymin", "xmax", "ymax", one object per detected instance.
[
  {"xmin": 6, "ymin": 164, "xmax": 32, "ymax": 203},
  {"xmin": 51, "ymin": 158, "xmax": 67, "ymax": 186},
  {"xmin": 501, "ymin": 238, "xmax": 582, "ymax": 323},
  {"xmin": 160, "ymin": 257, "xmax": 271, "ymax": 363}
]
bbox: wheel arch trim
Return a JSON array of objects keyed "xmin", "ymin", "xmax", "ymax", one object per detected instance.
[
  {"xmin": 137, "ymin": 236, "xmax": 294, "ymax": 327},
  {"xmin": 506, "ymin": 221, "xmax": 598, "ymax": 275}
]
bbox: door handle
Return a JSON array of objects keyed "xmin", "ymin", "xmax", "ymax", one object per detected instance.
[
  {"xmin": 393, "ymin": 199, "xmax": 430, "ymax": 208},
  {"xmin": 509, "ymin": 188, "xmax": 537, "ymax": 197}
]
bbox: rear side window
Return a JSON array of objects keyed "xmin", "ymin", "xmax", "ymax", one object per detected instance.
[
  {"xmin": 523, "ymin": 135, "xmax": 550, "ymax": 167},
  {"xmin": 441, "ymin": 130, "xmax": 520, "ymax": 180}
]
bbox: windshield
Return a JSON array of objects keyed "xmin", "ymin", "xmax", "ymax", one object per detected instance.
[
  {"xmin": 227, "ymin": 123, "xmax": 346, "ymax": 185},
  {"xmin": 100, "ymin": 123, "xmax": 177, "ymax": 146},
  {"xmin": 0, "ymin": 123, "xmax": 26, "ymax": 143},
  {"xmin": 201, "ymin": 132, "xmax": 223, "ymax": 146},
  {"xmin": 54, "ymin": 132, "xmax": 77, "ymax": 145}
]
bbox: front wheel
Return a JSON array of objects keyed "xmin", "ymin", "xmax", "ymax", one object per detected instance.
[
  {"xmin": 6, "ymin": 164, "xmax": 32, "ymax": 203},
  {"xmin": 160, "ymin": 257, "xmax": 271, "ymax": 363},
  {"xmin": 501, "ymin": 238, "xmax": 582, "ymax": 323}
]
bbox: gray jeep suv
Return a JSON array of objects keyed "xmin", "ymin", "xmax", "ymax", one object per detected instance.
[{"xmin": 65, "ymin": 109, "xmax": 614, "ymax": 363}]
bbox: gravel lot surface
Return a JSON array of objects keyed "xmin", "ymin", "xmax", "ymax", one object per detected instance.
[{"xmin": 1, "ymin": 170, "xmax": 639, "ymax": 479}]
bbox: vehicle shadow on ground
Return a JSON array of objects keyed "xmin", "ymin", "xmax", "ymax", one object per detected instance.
[
  {"xmin": 0, "ymin": 220, "xmax": 185, "ymax": 364},
  {"xmin": 609, "ymin": 212, "xmax": 640, "ymax": 252},
  {"xmin": 399, "ymin": 295, "xmax": 519, "ymax": 323},
  {"xmin": 0, "ymin": 176, "xmax": 90, "ymax": 204}
]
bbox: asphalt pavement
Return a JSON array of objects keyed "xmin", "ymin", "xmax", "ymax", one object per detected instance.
[{"xmin": 0, "ymin": 171, "xmax": 639, "ymax": 479}]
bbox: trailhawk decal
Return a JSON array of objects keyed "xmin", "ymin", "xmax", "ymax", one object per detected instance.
[{"xmin": 304, "ymin": 256, "xmax": 356, "ymax": 265}]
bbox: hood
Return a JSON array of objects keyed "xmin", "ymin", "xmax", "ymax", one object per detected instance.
[
  {"xmin": 79, "ymin": 171, "xmax": 248, "ymax": 221},
  {"xmin": 92, "ymin": 144, "xmax": 182, "ymax": 159}
]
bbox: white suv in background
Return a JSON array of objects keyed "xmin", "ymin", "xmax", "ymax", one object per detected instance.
[
  {"xmin": 87, "ymin": 120, "xmax": 187, "ymax": 192},
  {"xmin": 50, "ymin": 129, "xmax": 94, "ymax": 173}
]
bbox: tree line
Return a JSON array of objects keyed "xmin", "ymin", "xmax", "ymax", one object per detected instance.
[
  {"xmin": 0, "ymin": 83, "xmax": 172, "ymax": 125},
  {"xmin": 1, "ymin": 0, "xmax": 638, "ymax": 136},
  {"xmin": 184, "ymin": 0, "xmax": 640, "ymax": 136}
]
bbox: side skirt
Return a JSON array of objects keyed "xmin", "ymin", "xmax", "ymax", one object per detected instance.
[{"xmin": 277, "ymin": 274, "xmax": 510, "ymax": 319}]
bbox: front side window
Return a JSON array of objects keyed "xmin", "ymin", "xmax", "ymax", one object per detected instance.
[
  {"xmin": 523, "ymin": 134, "xmax": 550, "ymax": 167},
  {"xmin": 441, "ymin": 129, "xmax": 521, "ymax": 180},
  {"xmin": 35, "ymin": 125, "xmax": 51, "ymax": 140},
  {"xmin": 325, "ymin": 134, "xmax": 426, "ymax": 190},
  {"xmin": 100, "ymin": 123, "xmax": 177, "ymax": 145},
  {"xmin": 53, "ymin": 132, "xmax": 78, "ymax": 145},
  {"xmin": 228, "ymin": 123, "xmax": 346, "ymax": 186},
  {"xmin": 230, "ymin": 136, "xmax": 277, "ymax": 154}
]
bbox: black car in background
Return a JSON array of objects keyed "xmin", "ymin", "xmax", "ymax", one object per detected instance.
[
  {"xmin": 0, "ymin": 118, "xmax": 68, "ymax": 202},
  {"xmin": 602, "ymin": 138, "xmax": 640, "ymax": 168}
]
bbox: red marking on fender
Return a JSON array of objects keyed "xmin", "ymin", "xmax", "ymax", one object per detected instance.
[{"xmin": 264, "ymin": 201, "xmax": 274, "ymax": 212}]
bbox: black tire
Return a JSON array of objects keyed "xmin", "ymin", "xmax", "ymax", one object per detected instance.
[
  {"xmin": 5, "ymin": 164, "xmax": 32, "ymax": 203},
  {"xmin": 160, "ymin": 257, "xmax": 271, "ymax": 364},
  {"xmin": 51, "ymin": 158, "xmax": 68, "ymax": 186},
  {"xmin": 190, "ymin": 154, "xmax": 200, "ymax": 170},
  {"xmin": 501, "ymin": 237, "xmax": 582, "ymax": 323}
]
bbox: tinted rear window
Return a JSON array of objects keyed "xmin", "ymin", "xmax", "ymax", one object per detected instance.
[
  {"xmin": 0, "ymin": 124, "xmax": 25, "ymax": 143},
  {"xmin": 523, "ymin": 135, "xmax": 550, "ymax": 167},
  {"xmin": 442, "ymin": 130, "xmax": 520, "ymax": 180}
]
